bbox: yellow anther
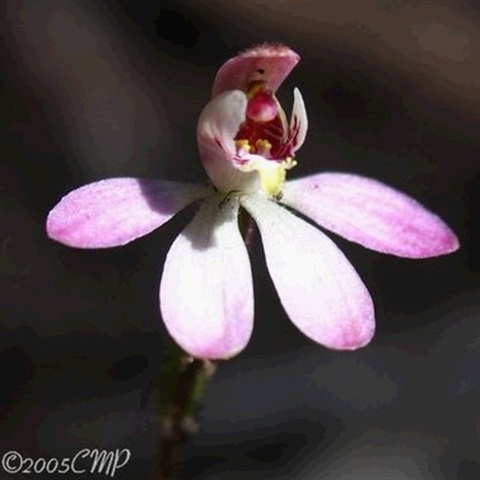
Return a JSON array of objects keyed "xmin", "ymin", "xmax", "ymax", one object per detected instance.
[
  {"xmin": 255, "ymin": 139, "xmax": 272, "ymax": 154},
  {"xmin": 235, "ymin": 139, "xmax": 253, "ymax": 153},
  {"xmin": 283, "ymin": 156, "xmax": 297, "ymax": 169}
]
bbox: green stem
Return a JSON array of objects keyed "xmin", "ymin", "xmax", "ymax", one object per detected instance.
[{"xmin": 157, "ymin": 339, "xmax": 215, "ymax": 480}]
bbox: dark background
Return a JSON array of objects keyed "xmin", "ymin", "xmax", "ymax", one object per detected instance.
[{"xmin": 1, "ymin": 1, "xmax": 478, "ymax": 478}]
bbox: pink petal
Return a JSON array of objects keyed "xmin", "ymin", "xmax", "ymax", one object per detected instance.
[
  {"xmin": 47, "ymin": 178, "xmax": 209, "ymax": 248},
  {"xmin": 197, "ymin": 90, "xmax": 260, "ymax": 193},
  {"xmin": 282, "ymin": 173, "xmax": 460, "ymax": 258},
  {"xmin": 241, "ymin": 194, "xmax": 375, "ymax": 351},
  {"xmin": 212, "ymin": 43, "xmax": 300, "ymax": 97},
  {"xmin": 160, "ymin": 196, "xmax": 254, "ymax": 359}
]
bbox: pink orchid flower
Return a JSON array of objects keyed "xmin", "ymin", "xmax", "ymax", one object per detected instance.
[{"xmin": 47, "ymin": 44, "xmax": 459, "ymax": 359}]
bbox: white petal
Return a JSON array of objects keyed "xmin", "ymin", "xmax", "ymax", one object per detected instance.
[
  {"xmin": 197, "ymin": 90, "xmax": 259, "ymax": 193},
  {"xmin": 160, "ymin": 195, "xmax": 254, "ymax": 359},
  {"xmin": 290, "ymin": 88, "xmax": 308, "ymax": 152},
  {"xmin": 241, "ymin": 194, "xmax": 375, "ymax": 350}
]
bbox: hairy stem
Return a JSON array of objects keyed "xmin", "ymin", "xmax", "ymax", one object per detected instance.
[{"xmin": 157, "ymin": 339, "xmax": 215, "ymax": 480}]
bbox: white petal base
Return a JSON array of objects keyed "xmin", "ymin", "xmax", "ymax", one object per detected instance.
[{"xmin": 160, "ymin": 196, "xmax": 254, "ymax": 359}]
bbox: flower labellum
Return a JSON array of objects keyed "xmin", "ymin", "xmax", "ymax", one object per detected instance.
[{"xmin": 47, "ymin": 44, "xmax": 459, "ymax": 359}]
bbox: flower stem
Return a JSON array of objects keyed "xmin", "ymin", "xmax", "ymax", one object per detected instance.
[{"xmin": 157, "ymin": 338, "xmax": 215, "ymax": 480}]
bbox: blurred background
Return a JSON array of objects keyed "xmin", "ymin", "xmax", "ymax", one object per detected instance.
[{"xmin": 1, "ymin": 0, "xmax": 479, "ymax": 478}]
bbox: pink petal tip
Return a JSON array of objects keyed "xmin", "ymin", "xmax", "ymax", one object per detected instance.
[{"xmin": 212, "ymin": 43, "xmax": 300, "ymax": 97}]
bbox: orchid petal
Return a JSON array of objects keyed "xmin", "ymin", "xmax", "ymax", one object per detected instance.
[
  {"xmin": 242, "ymin": 194, "xmax": 375, "ymax": 350},
  {"xmin": 160, "ymin": 196, "xmax": 254, "ymax": 359},
  {"xmin": 47, "ymin": 178, "xmax": 209, "ymax": 248},
  {"xmin": 290, "ymin": 87, "xmax": 308, "ymax": 152},
  {"xmin": 212, "ymin": 44, "xmax": 300, "ymax": 97},
  {"xmin": 282, "ymin": 173, "xmax": 459, "ymax": 258},
  {"xmin": 197, "ymin": 90, "xmax": 260, "ymax": 193}
]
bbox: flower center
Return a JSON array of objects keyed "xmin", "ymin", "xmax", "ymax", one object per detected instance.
[
  {"xmin": 234, "ymin": 82, "xmax": 297, "ymax": 198},
  {"xmin": 235, "ymin": 82, "xmax": 291, "ymax": 160}
]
